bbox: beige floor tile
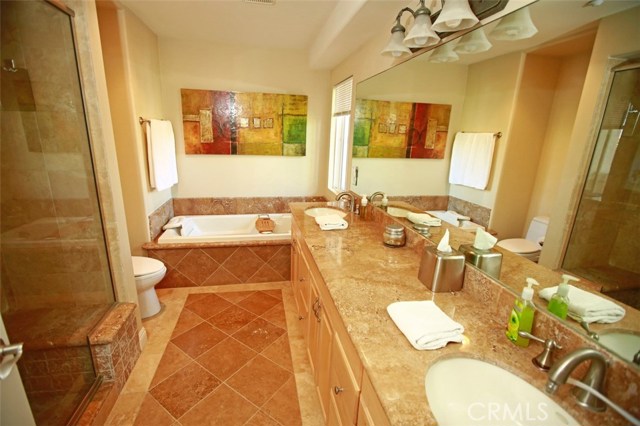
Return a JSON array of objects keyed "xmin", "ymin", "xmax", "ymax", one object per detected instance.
[{"xmin": 105, "ymin": 391, "xmax": 146, "ymax": 426}]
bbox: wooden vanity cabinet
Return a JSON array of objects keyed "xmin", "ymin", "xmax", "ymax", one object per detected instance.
[{"xmin": 291, "ymin": 229, "xmax": 310, "ymax": 338}]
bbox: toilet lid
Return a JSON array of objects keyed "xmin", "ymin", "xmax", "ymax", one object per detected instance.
[
  {"xmin": 132, "ymin": 256, "xmax": 165, "ymax": 277},
  {"xmin": 497, "ymin": 238, "xmax": 541, "ymax": 254}
]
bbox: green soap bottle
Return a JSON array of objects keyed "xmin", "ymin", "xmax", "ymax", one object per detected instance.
[
  {"xmin": 547, "ymin": 274, "xmax": 579, "ymax": 320},
  {"xmin": 506, "ymin": 278, "xmax": 538, "ymax": 347}
]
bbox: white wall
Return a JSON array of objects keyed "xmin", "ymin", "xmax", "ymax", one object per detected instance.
[
  {"xmin": 352, "ymin": 60, "xmax": 469, "ymax": 196},
  {"xmin": 158, "ymin": 39, "xmax": 331, "ymax": 198},
  {"xmin": 541, "ymin": 6, "xmax": 640, "ymax": 268}
]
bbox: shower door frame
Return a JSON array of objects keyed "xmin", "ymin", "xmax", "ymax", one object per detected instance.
[{"xmin": 560, "ymin": 57, "xmax": 640, "ymax": 277}]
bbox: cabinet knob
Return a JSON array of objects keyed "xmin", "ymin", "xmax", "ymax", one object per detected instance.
[
  {"xmin": 298, "ymin": 315, "xmax": 304, "ymax": 320},
  {"xmin": 334, "ymin": 386, "xmax": 344, "ymax": 395}
]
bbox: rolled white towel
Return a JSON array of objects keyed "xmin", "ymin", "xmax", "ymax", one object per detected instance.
[
  {"xmin": 162, "ymin": 216, "xmax": 185, "ymax": 230},
  {"xmin": 315, "ymin": 214, "xmax": 348, "ymax": 231},
  {"xmin": 447, "ymin": 210, "xmax": 471, "ymax": 221},
  {"xmin": 539, "ymin": 285, "xmax": 625, "ymax": 324},
  {"xmin": 180, "ymin": 218, "xmax": 200, "ymax": 237},
  {"xmin": 407, "ymin": 212, "xmax": 441, "ymax": 227},
  {"xmin": 387, "ymin": 301, "xmax": 464, "ymax": 350}
]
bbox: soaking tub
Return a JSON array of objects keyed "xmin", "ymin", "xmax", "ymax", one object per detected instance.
[{"xmin": 157, "ymin": 213, "xmax": 291, "ymax": 244}]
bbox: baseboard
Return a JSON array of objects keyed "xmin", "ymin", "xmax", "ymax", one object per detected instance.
[{"xmin": 138, "ymin": 327, "xmax": 148, "ymax": 350}]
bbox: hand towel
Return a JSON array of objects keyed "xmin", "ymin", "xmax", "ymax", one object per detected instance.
[
  {"xmin": 448, "ymin": 132, "xmax": 495, "ymax": 190},
  {"xmin": 407, "ymin": 212, "xmax": 441, "ymax": 227},
  {"xmin": 179, "ymin": 218, "xmax": 200, "ymax": 237},
  {"xmin": 146, "ymin": 119, "xmax": 179, "ymax": 191},
  {"xmin": 446, "ymin": 210, "xmax": 471, "ymax": 221},
  {"xmin": 387, "ymin": 301, "xmax": 464, "ymax": 350},
  {"xmin": 315, "ymin": 215, "xmax": 348, "ymax": 231},
  {"xmin": 162, "ymin": 216, "xmax": 185, "ymax": 230},
  {"xmin": 539, "ymin": 285, "xmax": 625, "ymax": 324}
]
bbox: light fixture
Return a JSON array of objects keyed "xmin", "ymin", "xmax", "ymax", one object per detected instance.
[
  {"xmin": 454, "ymin": 28, "xmax": 492, "ymax": 54},
  {"xmin": 489, "ymin": 7, "xmax": 538, "ymax": 41},
  {"xmin": 381, "ymin": 0, "xmax": 440, "ymax": 57},
  {"xmin": 432, "ymin": 0, "xmax": 479, "ymax": 32},
  {"xmin": 404, "ymin": 0, "xmax": 440, "ymax": 48},
  {"xmin": 429, "ymin": 43, "xmax": 459, "ymax": 63}
]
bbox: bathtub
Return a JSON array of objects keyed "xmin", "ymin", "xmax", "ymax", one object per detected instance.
[{"xmin": 157, "ymin": 213, "xmax": 291, "ymax": 244}]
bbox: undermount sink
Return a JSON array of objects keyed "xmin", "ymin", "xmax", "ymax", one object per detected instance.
[
  {"xmin": 304, "ymin": 207, "xmax": 347, "ymax": 218},
  {"xmin": 425, "ymin": 357, "xmax": 579, "ymax": 426},
  {"xmin": 597, "ymin": 330, "xmax": 640, "ymax": 363},
  {"xmin": 386, "ymin": 206, "xmax": 411, "ymax": 218}
]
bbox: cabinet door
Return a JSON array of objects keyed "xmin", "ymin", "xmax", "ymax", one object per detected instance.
[
  {"xmin": 307, "ymin": 280, "xmax": 320, "ymax": 376},
  {"xmin": 291, "ymin": 241, "xmax": 310, "ymax": 337},
  {"xmin": 357, "ymin": 374, "xmax": 390, "ymax": 426},
  {"xmin": 329, "ymin": 335, "xmax": 361, "ymax": 425}
]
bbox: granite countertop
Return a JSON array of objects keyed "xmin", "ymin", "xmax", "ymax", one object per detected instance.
[{"xmin": 290, "ymin": 201, "xmax": 631, "ymax": 426}]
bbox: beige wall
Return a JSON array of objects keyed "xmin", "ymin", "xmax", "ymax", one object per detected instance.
[
  {"xmin": 541, "ymin": 7, "xmax": 640, "ymax": 268},
  {"xmin": 352, "ymin": 60, "xmax": 469, "ymax": 196},
  {"xmin": 158, "ymin": 39, "xmax": 331, "ymax": 199},
  {"xmin": 527, "ymin": 51, "xmax": 591, "ymax": 229},
  {"xmin": 455, "ymin": 52, "xmax": 523, "ymax": 213}
]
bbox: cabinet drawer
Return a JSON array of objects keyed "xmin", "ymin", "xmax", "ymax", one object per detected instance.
[{"xmin": 330, "ymin": 334, "xmax": 361, "ymax": 425}]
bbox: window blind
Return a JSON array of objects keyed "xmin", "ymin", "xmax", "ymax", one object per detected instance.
[{"xmin": 333, "ymin": 77, "xmax": 353, "ymax": 116}]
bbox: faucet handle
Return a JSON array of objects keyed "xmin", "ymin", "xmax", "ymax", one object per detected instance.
[{"xmin": 518, "ymin": 331, "xmax": 562, "ymax": 371}]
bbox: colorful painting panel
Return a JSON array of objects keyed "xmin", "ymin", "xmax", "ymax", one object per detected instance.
[
  {"xmin": 353, "ymin": 98, "xmax": 451, "ymax": 159},
  {"xmin": 181, "ymin": 89, "xmax": 308, "ymax": 156}
]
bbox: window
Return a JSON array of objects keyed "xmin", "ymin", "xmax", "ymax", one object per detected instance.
[{"xmin": 328, "ymin": 77, "xmax": 353, "ymax": 193}]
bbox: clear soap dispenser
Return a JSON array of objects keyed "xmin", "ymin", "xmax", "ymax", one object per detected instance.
[
  {"xmin": 506, "ymin": 278, "xmax": 538, "ymax": 347},
  {"xmin": 547, "ymin": 274, "xmax": 578, "ymax": 320}
]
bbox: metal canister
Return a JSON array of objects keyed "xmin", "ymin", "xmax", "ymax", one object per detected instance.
[{"xmin": 383, "ymin": 223, "xmax": 406, "ymax": 247}]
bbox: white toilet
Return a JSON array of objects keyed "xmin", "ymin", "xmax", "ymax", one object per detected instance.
[
  {"xmin": 497, "ymin": 216, "xmax": 550, "ymax": 263},
  {"xmin": 132, "ymin": 256, "xmax": 167, "ymax": 319}
]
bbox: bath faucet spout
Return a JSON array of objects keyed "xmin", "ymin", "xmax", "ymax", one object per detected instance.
[
  {"xmin": 546, "ymin": 347, "xmax": 608, "ymax": 412},
  {"xmin": 369, "ymin": 192, "xmax": 385, "ymax": 205},
  {"xmin": 335, "ymin": 192, "xmax": 354, "ymax": 212}
]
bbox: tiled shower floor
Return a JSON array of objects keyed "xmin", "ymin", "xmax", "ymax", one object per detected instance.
[{"xmin": 105, "ymin": 282, "xmax": 323, "ymax": 425}]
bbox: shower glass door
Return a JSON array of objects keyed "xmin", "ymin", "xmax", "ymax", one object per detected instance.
[
  {"xmin": 1, "ymin": 1, "xmax": 116, "ymax": 424},
  {"xmin": 562, "ymin": 63, "xmax": 640, "ymax": 309}
]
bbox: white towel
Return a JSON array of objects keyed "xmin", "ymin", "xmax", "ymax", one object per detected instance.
[
  {"xmin": 146, "ymin": 119, "xmax": 179, "ymax": 191},
  {"xmin": 387, "ymin": 301, "xmax": 464, "ymax": 350},
  {"xmin": 315, "ymin": 215, "xmax": 348, "ymax": 231},
  {"xmin": 446, "ymin": 210, "xmax": 471, "ymax": 221},
  {"xmin": 407, "ymin": 212, "xmax": 441, "ymax": 227},
  {"xmin": 448, "ymin": 132, "xmax": 495, "ymax": 190},
  {"xmin": 162, "ymin": 216, "xmax": 185, "ymax": 230},
  {"xmin": 539, "ymin": 285, "xmax": 625, "ymax": 324}
]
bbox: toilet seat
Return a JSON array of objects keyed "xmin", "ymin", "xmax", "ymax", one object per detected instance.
[
  {"xmin": 132, "ymin": 256, "xmax": 165, "ymax": 277},
  {"xmin": 497, "ymin": 238, "xmax": 541, "ymax": 254}
]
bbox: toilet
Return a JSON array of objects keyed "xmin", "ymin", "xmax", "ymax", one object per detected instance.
[
  {"xmin": 497, "ymin": 216, "xmax": 550, "ymax": 263},
  {"xmin": 132, "ymin": 256, "xmax": 166, "ymax": 318}
]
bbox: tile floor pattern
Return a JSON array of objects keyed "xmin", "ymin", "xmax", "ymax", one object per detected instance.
[{"xmin": 125, "ymin": 289, "xmax": 302, "ymax": 425}]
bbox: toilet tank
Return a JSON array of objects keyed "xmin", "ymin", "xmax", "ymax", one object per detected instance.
[{"xmin": 525, "ymin": 216, "xmax": 550, "ymax": 243}]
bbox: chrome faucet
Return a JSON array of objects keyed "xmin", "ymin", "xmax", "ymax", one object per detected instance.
[
  {"xmin": 368, "ymin": 191, "xmax": 385, "ymax": 205},
  {"xmin": 335, "ymin": 191, "xmax": 354, "ymax": 212},
  {"xmin": 546, "ymin": 347, "xmax": 608, "ymax": 412},
  {"xmin": 633, "ymin": 349, "xmax": 640, "ymax": 366}
]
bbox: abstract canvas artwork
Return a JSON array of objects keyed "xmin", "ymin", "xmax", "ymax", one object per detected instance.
[
  {"xmin": 181, "ymin": 89, "xmax": 308, "ymax": 156},
  {"xmin": 353, "ymin": 99, "xmax": 451, "ymax": 159}
]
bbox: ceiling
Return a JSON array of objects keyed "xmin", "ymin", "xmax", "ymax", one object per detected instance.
[{"xmin": 116, "ymin": 0, "xmax": 403, "ymax": 69}]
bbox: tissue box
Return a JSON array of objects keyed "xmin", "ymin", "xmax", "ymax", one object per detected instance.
[
  {"xmin": 458, "ymin": 244, "xmax": 502, "ymax": 279},
  {"xmin": 418, "ymin": 246, "xmax": 465, "ymax": 292}
]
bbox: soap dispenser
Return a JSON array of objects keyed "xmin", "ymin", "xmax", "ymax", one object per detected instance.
[
  {"xmin": 547, "ymin": 274, "xmax": 578, "ymax": 320},
  {"xmin": 381, "ymin": 195, "xmax": 389, "ymax": 212},
  {"xmin": 506, "ymin": 278, "xmax": 538, "ymax": 347}
]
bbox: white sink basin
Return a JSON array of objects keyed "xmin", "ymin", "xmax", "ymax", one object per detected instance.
[
  {"xmin": 304, "ymin": 207, "xmax": 347, "ymax": 218},
  {"xmin": 426, "ymin": 357, "xmax": 578, "ymax": 426},
  {"xmin": 387, "ymin": 206, "xmax": 411, "ymax": 218},
  {"xmin": 597, "ymin": 330, "xmax": 640, "ymax": 363}
]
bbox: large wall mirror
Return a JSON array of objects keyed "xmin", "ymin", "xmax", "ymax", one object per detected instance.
[{"xmin": 351, "ymin": 0, "xmax": 640, "ymax": 368}]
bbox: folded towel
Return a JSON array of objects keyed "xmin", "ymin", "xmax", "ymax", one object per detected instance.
[
  {"xmin": 539, "ymin": 285, "xmax": 625, "ymax": 324},
  {"xmin": 407, "ymin": 212, "xmax": 441, "ymax": 227},
  {"xmin": 447, "ymin": 210, "xmax": 471, "ymax": 221},
  {"xmin": 315, "ymin": 214, "xmax": 348, "ymax": 231},
  {"xmin": 179, "ymin": 218, "xmax": 199, "ymax": 237},
  {"xmin": 387, "ymin": 301, "xmax": 464, "ymax": 350}
]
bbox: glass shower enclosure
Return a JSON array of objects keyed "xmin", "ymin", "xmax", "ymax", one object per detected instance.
[
  {"xmin": 1, "ymin": 0, "xmax": 116, "ymax": 424},
  {"xmin": 563, "ymin": 62, "xmax": 640, "ymax": 310}
]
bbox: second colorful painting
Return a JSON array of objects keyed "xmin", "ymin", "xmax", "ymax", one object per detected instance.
[
  {"xmin": 181, "ymin": 88, "xmax": 308, "ymax": 156},
  {"xmin": 353, "ymin": 99, "xmax": 451, "ymax": 159}
]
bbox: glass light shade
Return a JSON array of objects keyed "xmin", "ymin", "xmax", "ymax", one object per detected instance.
[
  {"xmin": 429, "ymin": 43, "xmax": 459, "ymax": 63},
  {"xmin": 489, "ymin": 7, "xmax": 538, "ymax": 40},
  {"xmin": 381, "ymin": 29, "xmax": 412, "ymax": 57},
  {"xmin": 404, "ymin": 13, "xmax": 440, "ymax": 48},
  {"xmin": 432, "ymin": 0, "xmax": 479, "ymax": 32},
  {"xmin": 454, "ymin": 28, "xmax": 492, "ymax": 54}
]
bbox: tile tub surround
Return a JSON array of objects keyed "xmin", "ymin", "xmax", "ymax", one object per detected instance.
[
  {"xmin": 104, "ymin": 282, "xmax": 323, "ymax": 426},
  {"xmin": 148, "ymin": 196, "xmax": 327, "ymax": 240},
  {"xmin": 145, "ymin": 245, "xmax": 291, "ymax": 288},
  {"xmin": 381, "ymin": 195, "xmax": 491, "ymax": 228},
  {"xmin": 289, "ymin": 202, "xmax": 640, "ymax": 425}
]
